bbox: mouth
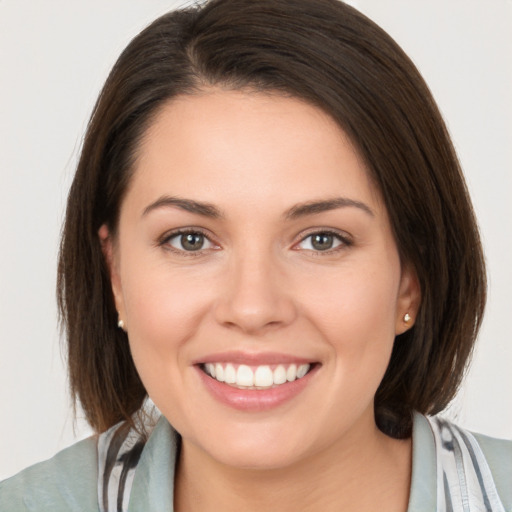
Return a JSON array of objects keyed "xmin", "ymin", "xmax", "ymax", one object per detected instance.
[
  {"xmin": 200, "ymin": 362, "xmax": 314, "ymax": 390},
  {"xmin": 194, "ymin": 352, "xmax": 320, "ymax": 411}
]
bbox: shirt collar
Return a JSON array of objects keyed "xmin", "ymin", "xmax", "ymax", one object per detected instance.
[
  {"xmin": 407, "ymin": 412, "xmax": 437, "ymax": 511},
  {"xmin": 127, "ymin": 412, "xmax": 437, "ymax": 511},
  {"xmin": 128, "ymin": 416, "xmax": 178, "ymax": 511}
]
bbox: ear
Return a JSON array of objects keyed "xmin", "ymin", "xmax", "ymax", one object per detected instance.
[
  {"xmin": 98, "ymin": 224, "xmax": 126, "ymax": 324},
  {"xmin": 395, "ymin": 263, "xmax": 421, "ymax": 335}
]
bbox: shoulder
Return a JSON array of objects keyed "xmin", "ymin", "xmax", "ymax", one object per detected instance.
[
  {"xmin": 0, "ymin": 436, "xmax": 99, "ymax": 512},
  {"xmin": 472, "ymin": 430, "xmax": 512, "ymax": 505},
  {"xmin": 428, "ymin": 415, "xmax": 512, "ymax": 510},
  {"xmin": 0, "ymin": 410, "xmax": 175, "ymax": 512}
]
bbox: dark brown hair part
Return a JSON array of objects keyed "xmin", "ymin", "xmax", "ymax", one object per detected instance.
[{"xmin": 57, "ymin": 0, "xmax": 486, "ymax": 438}]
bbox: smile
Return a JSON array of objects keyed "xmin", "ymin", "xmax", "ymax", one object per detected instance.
[{"xmin": 202, "ymin": 362, "xmax": 311, "ymax": 389}]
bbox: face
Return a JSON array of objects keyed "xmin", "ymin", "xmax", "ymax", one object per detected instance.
[{"xmin": 101, "ymin": 89, "xmax": 419, "ymax": 470}]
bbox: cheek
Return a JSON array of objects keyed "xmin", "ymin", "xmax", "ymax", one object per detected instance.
[
  {"xmin": 121, "ymin": 269, "xmax": 216, "ymax": 422},
  {"xmin": 300, "ymin": 265, "xmax": 400, "ymax": 338},
  {"xmin": 300, "ymin": 267, "xmax": 400, "ymax": 411},
  {"xmin": 121, "ymin": 264, "xmax": 215, "ymax": 369},
  {"xmin": 296, "ymin": 260, "xmax": 401, "ymax": 396}
]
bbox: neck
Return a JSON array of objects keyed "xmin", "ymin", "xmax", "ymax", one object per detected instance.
[{"xmin": 174, "ymin": 420, "xmax": 411, "ymax": 512}]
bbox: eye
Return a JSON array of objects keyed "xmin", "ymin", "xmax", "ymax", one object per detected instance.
[
  {"xmin": 164, "ymin": 230, "xmax": 216, "ymax": 252},
  {"xmin": 296, "ymin": 231, "xmax": 349, "ymax": 252}
]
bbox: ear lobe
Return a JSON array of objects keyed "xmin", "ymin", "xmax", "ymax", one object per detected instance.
[
  {"xmin": 395, "ymin": 264, "xmax": 421, "ymax": 335},
  {"xmin": 98, "ymin": 224, "xmax": 125, "ymax": 318}
]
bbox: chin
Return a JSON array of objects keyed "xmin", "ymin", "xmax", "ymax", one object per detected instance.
[
  {"xmin": 183, "ymin": 419, "xmax": 323, "ymax": 471},
  {"xmin": 206, "ymin": 442, "xmax": 307, "ymax": 471}
]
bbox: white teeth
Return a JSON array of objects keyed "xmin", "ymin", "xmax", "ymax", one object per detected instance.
[
  {"xmin": 237, "ymin": 365, "xmax": 254, "ymax": 386},
  {"xmin": 204, "ymin": 362, "xmax": 311, "ymax": 388},
  {"xmin": 273, "ymin": 365, "xmax": 287, "ymax": 385},
  {"xmin": 286, "ymin": 364, "xmax": 297, "ymax": 382},
  {"xmin": 206, "ymin": 363, "xmax": 215, "ymax": 378},
  {"xmin": 215, "ymin": 363, "xmax": 224, "ymax": 382},
  {"xmin": 297, "ymin": 364, "xmax": 309, "ymax": 379},
  {"xmin": 254, "ymin": 366, "xmax": 273, "ymax": 387},
  {"xmin": 224, "ymin": 363, "xmax": 236, "ymax": 384}
]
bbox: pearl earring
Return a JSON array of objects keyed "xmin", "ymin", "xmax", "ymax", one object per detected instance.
[
  {"xmin": 403, "ymin": 313, "xmax": 411, "ymax": 323},
  {"xmin": 118, "ymin": 319, "xmax": 126, "ymax": 330}
]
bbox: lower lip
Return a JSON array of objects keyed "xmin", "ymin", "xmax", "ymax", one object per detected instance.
[{"xmin": 196, "ymin": 365, "xmax": 318, "ymax": 412}]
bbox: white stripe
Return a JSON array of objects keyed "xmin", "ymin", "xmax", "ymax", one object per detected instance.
[{"xmin": 428, "ymin": 416, "xmax": 506, "ymax": 512}]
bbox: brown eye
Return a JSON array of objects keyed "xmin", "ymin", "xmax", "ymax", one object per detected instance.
[
  {"xmin": 181, "ymin": 233, "xmax": 204, "ymax": 251},
  {"xmin": 311, "ymin": 233, "xmax": 335, "ymax": 251},
  {"xmin": 297, "ymin": 231, "xmax": 347, "ymax": 252},
  {"xmin": 167, "ymin": 231, "xmax": 214, "ymax": 252}
]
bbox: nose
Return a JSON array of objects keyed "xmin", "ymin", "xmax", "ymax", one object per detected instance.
[{"xmin": 213, "ymin": 251, "xmax": 297, "ymax": 335}]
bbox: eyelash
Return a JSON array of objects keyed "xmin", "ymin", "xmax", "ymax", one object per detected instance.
[{"xmin": 158, "ymin": 228, "xmax": 352, "ymax": 256}]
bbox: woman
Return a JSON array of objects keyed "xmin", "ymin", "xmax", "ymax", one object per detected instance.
[{"xmin": 1, "ymin": 0, "xmax": 510, "ymax": 510}]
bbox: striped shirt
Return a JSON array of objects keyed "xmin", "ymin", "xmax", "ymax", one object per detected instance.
[{"xmin": 97, "ymin": 412, "xmax": 509, "ymax": 512}]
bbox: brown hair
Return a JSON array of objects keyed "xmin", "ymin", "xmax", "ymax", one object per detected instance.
[{"xmin": 58, "ymin": 0, "xmax": 486, "ymax": 438}]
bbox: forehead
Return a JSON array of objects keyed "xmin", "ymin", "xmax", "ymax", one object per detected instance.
[{"xmin": 127, "ymin": 89, "xmax": 382, "ymax": 215}]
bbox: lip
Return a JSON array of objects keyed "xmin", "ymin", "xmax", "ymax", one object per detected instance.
[
  {"xmin": 193, "ymin": 351, "xmax": 314, "ymax": 366},
  {"xmin": 195, "ymin": 358, "xmax": 319, "ymax": 412}
]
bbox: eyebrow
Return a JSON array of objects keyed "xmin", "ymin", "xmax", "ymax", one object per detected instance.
[
  {"xmin": 142, "ymin": 195, "xmax": 374, "ymax": 220},
  {"xmin": 284, "ymin": 197, "xmax": 374, "ymax": 219},
  {"xmin": 142, "ymin": 196, "xmax": 223, "ymax": 219}
]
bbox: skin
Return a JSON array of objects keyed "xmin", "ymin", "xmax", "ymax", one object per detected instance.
[{"xmin": 100, "ymin": 89, "xmax": 420, "ymax": 511}]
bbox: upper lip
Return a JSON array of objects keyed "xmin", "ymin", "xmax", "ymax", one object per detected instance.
[{"xmin": 193, "ymin": 351, "xmax": 316, "ymax": 366}]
